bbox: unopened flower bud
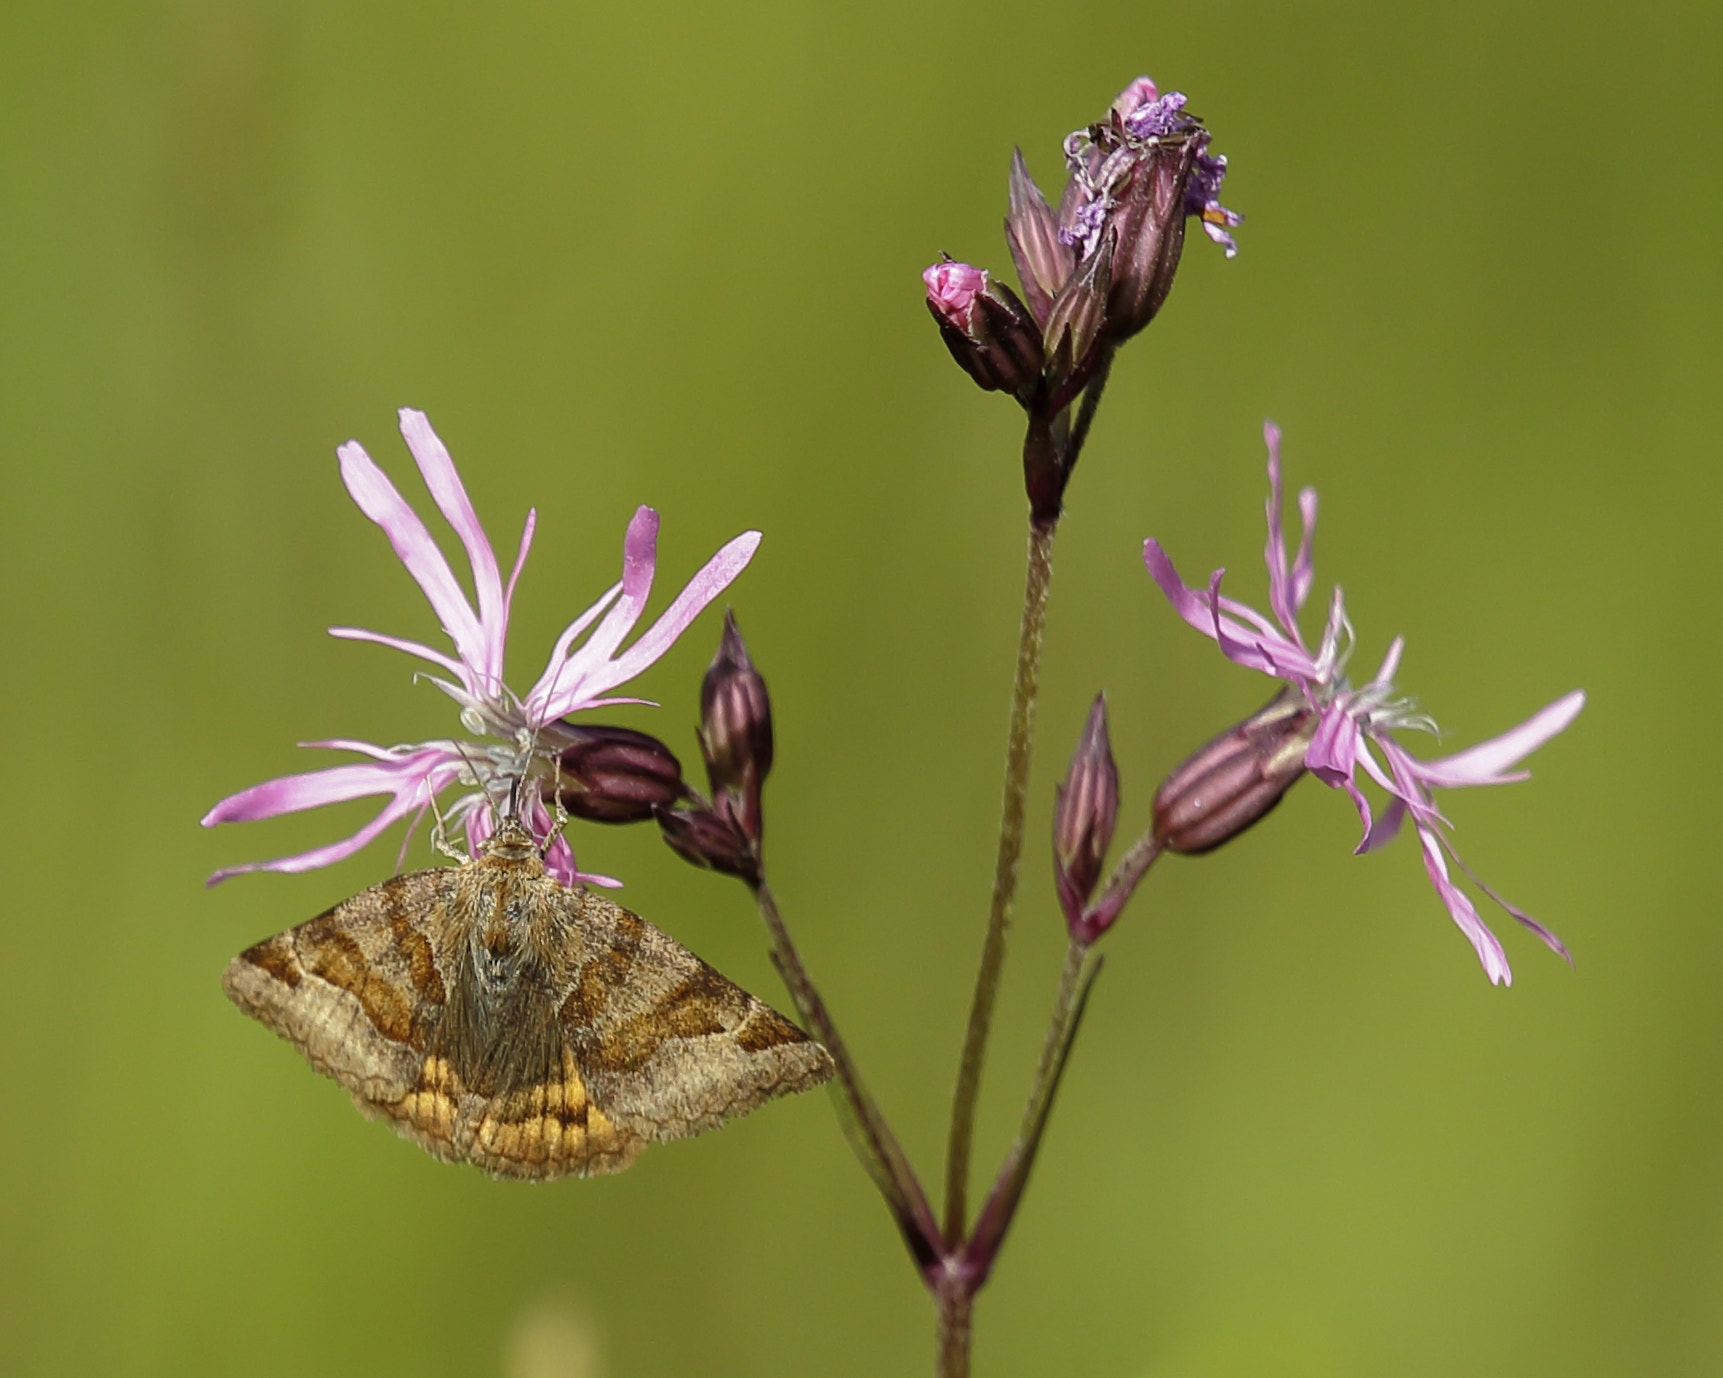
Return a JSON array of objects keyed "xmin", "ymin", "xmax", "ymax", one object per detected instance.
[
  {"xmin": 1152, "ymin": 689, "xmax": 1316, "ymax": 854},
  {"xmin": 1004, "ymin": 148, "xmax": 1072, "ymax": 327},
  {"xmin": 544, "ymin": 722, "xmax": 685, "ymax": 823},
  {"xmin": 923, "ymin": 259, "xmax": 1046, "ymax": 397},
  {"xmin": 1054, "ymin": 695, "xmax": 1119, "ymax": 933},
  {"xmin": 700, "ymin": 610, "xmax": 772, "ymax": 791},
  {"xmin": 1039, "ymin": 231, "xmax": 1111, "ymax": 395},
  {"xmin": 656, "ymin": 803, "xmax": 759, "ymax": 885}
]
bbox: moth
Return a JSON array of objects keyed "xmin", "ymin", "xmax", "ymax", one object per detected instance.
[{"xmin": 223, "ymin": 814, "xmax": 833, "ymax": 1179}]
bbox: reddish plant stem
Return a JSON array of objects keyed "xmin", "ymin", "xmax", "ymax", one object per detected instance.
[{"xmin": 943, "ymin": 515, "xmax": 1058, "ymax": 1243}]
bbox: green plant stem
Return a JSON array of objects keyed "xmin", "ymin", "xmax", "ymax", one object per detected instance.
[
  {"xmin": 936, "ymin": 1281, "xmax": 974, "ymax": 1378},
  {"xmin": 753, "ymin": 877, "xmax": 942, "ymax": 1263},
  {"xmin": 943, "ymin": 515, "xmax": 1058, "ymax": 1243},
  {"xmin": 1020, "ymin": 940, "xmax": 1089, "ymax": 1139}
]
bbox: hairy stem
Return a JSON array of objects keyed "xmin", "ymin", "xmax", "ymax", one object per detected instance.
[
  {"xmin": 936, "ymin": 1282, "xmax": 974, "ymax": 1378},
  {"xmin": 753, "ymin": 878, "xmax": 943, "ymax": 1266},
  {"xmin": 1020, "ymin": 940, "xmax": 1089, "ymax": 1140},
  {"xmin": 964, "ymin": 942, "xmax": 1100, "ymax": 1280},
  {"xmin": 943, "ymin": 515, "xmax": 1058, "ymax": 1242}
]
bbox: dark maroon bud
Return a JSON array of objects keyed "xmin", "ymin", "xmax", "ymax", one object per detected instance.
[
  {"xmin": 1053, "ymin": 695, "xmax": 1119, "ymax": 935},
  {"xmin": 1004, "ymin": 148, "xmax": 1072, "ymax": 328},
  {"xmin": 700, "ymin": 611, "xmax": 773, "ymax": 790},
  {"xmin": 656, "ymin": 803, "xmax": 758, "ymax": 885},
  {"xmin": 1152, "ymin": 689, "xmax": 1317, "ymax": 854},
  {"xmin": 1039, "ymin": 229, "xmax": 1111, "ymax": 398},
  {"xmin": 1101, "ymin": 133, "xmax": 1198, "ymax": 343},
  {"xmin": 923, "ymin": 259, "xmax": 1046, "ymax": 398},
  {"xmin": 544, "ymin": 723, "xmax": 685, "ymax": 823}
]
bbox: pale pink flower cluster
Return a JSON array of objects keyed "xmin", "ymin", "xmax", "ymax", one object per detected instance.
[
  {"xmin": 1144, "ymin": 423, "xmax": 1583, "ymax": 984},
  {"xmin": 204, "ymin": 408, "xmax": 757, "ymax": 887}
]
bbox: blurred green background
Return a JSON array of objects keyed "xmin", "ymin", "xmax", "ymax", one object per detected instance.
[{"xmin": 2, "ymin": 1, "xmax": 1718, "ymax": 1374}]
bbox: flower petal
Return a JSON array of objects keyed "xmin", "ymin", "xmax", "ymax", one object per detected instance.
[
  {"xmin": 1418, "ymin": 826, "xmax": 1512, "ymax": 986},
  {"xmin": 328, "ymin": 625, "xmax": 464, "ymax": 677},
  {"xmin": 1290, "ymin": 487, "xmax": 1318, "ymax": 616},
  {"xmin": 399, "ymin": 409, "xmax": 507, "ymax": 693},
  {"xmin": 1262, "ymin": 421, "xmax": 1298, "ymax": 637},
  {"xmin": 338, "ymin": 439, "xmax": 484, "ymax": 684},
  {"xmin": 1306, "ymin": 702, "xmax": 1361, "ymax": 788},
  {"xmin": 203, "ymin": 755, "xmax": 428, "ymax": 824},
  {"xmin": 1449, "ymin": 845, "xmax": 1572, "ymax": 965},
  {"xmin": 505, "ymin": 508, "xmax": 537, "ymax": 620},
  {"xmin": 1143, "ymin": 541, "xmax": 1318, "ymax": 680},
  {"xmin": 1412, "ymin": 690, "xmax": 1585, "ymax": 788},
  {"xmin": 603, "ymin": 529, "xmax": 761, "ymax": 686}
]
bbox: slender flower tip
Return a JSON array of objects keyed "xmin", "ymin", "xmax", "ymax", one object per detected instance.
[{"xmin": 924, "ymin": 260, "xmax": 988, "ymax": 324}]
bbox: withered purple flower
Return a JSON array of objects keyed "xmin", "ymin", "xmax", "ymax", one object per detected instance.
[
  {"xmin": 1004, "ymin": 74, "xmax": 1240, "ymax": 349},
  {"xmin": 203, "ymin": 408, "xmax": 757, "ymax": 888},
  {"xmin": 1143, "ymin": 423, "xmax": 1584, "ymax": 984}
]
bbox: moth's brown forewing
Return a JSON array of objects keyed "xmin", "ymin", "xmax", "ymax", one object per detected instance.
[{"xmin": 222, "ymin": 824, "xmax": 833, "ymax": 1179}]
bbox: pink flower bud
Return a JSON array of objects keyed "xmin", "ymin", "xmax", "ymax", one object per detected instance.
[{"xmin": 923, "ymin": 260, "xmax": 1046, "ymax": 396}]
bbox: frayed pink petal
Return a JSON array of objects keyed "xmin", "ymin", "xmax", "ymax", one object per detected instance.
[
  {"xmin": 328, "ymin": 625, "xmax": 464, "ymax": 676},
  {"xmin": 398, "ymin": 410, "xmax": 505, "ymax": 686},
  {"xmin": 602, "ymin": 529, "xmax": 761, "ymax": 687},
  {"xmin": 1371, "ymin": 635, "xmax": 1405, "ymax": 688},
  {"xmin": 1418, "ymin": 827, "xmax": 1512, "ymax": 985},
  {"xmin": 578, "ymin": 506, "xmax": 661, "ymax": 668},
  {"xmin": 1147, "ymin": 542, "xmax": 1276, "ymax": 661},
  {"xmin": 531, "ymin": 513, "xmax": 660, "ymax": 713},
  {"xmin": 472, "ymin": 803, "xmax": 496, "ymax": 844},
  {"xmin": 1450, "ymin": 848, "xmax": 1572, "ymax": 965},
  {"xmin": 1203, "ymin": 570, "xmax": 1320, "ymax": 681},
  {"xmin": 202, "ymin": 753, "xmax": 445, "ymax": 825},
  {"xmin": 1306, "ymin": 703, "xmax": 1361, "ymax": 787},
  {"xmin": 543, "ymin": 833, "xmax": 578, "ymax": 885},
  {"xmin": 1315, "ymin": 586, "xmax": 1346, "ymax": 671},
  {"xmin": 1372, "ymin": 738, "xmax": 1450, "ymax": 833},
  {"xmin": 505, "ymin": 509, "xmax": 537, "ymax": 618},
  {"xmin": 1341, "ymin": 777, "xmax": 1375, "ymax": 846},
  {"xmin": 1263, "ymin": 420, "xmax": 1296, "ymax": 635},
  {"xmin": 1414, "ymin": 690, "xmax": 1585, "ymax": 788},
  {"xmin": 1360, "ymin": 795, "xmax": 1406, "ymax": 853},
  {"xmin": 206, "ymin": 792, "xmax": 422, "ymax": 885},
  {"xmin": 295, "ymin": 738, "xmax": 400, "ymax": 759},
  {"xmin": 338, "ymin": 440, "xmax": 484, "ymax": 680},
  {"xmin": 527, "ymin": 580, "xmax": 624, "ymax": 713},
  {"xmin": 1290, "ymin": 487, "xmax": 1317, "ymax": 615}
]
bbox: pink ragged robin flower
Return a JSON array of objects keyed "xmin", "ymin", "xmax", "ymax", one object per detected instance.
[
  {"xmin": 203, "ymin": 408, "xmax": 758, "ymax": 887},
  {"xmin": 1142, "ymin": 422, "xmax": 1584, "ymax": 985}
]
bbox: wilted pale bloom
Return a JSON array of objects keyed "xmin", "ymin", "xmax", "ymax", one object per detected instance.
[
  {"xmin": 1143, "ymin": 423, "xmax": 1583, "ymax": 985},
  {"xmin": 204, "ymin": 408, "xmax": 758, "ymax": 887}
]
